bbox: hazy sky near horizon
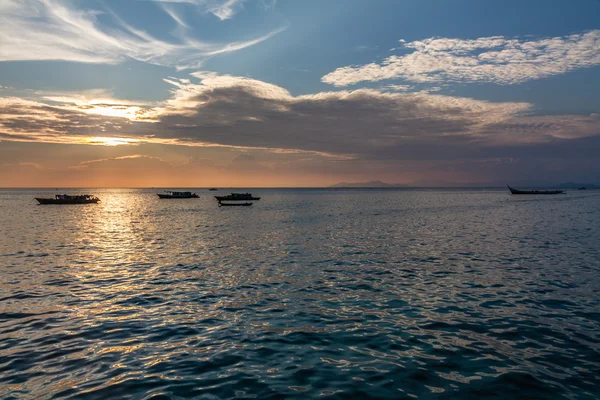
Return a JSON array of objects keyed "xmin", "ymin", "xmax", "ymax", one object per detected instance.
[{"xmin": 1, "ymin": 0, "xmax": 600, "ymax": 187}]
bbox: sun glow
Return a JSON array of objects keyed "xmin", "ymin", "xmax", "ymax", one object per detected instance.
[
  {"xmin": 65, "ymin": 102, "xmax": 152, "ymax": 121},
  {"xmin": 42, "ymin": 94, "xmax": 155, "ymax": 121},
  {"xmin": 88, "ymin": 137, "xmax": 140, "ymax": 146}
]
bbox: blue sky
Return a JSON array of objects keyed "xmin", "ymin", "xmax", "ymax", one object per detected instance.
[{"xmin": 1, "ymin": 0, "xmax": 599, "ymax": 186}]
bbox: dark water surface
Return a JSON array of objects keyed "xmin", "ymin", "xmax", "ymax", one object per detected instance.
[{"xmin": 1, "ymin": 188, "xmax": 599, "ymax": 399}]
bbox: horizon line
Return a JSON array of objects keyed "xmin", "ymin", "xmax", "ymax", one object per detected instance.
[{"xmin": 0, "ymin": 185, "xmax": 588, "ymax": 190}]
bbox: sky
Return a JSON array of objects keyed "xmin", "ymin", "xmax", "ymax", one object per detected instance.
[{"xmin": 1, "ymin": 0, "xmax": 600, "ymax": 187}]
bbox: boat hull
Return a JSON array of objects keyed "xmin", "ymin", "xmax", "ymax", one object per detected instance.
[
  {"xmin": 218, "ymin": 202, "xmax": 252, "ymax": 207},
  {"xmin": 214, "ymin": 196, "xmax": 260, "ymax": 201},
  {"xmin": 507, "ymin": 186, "xmax": 564, "ymax": 195},
  {"xmin": 157, "ymin": 194, "xmax": 199, "ymax": 199},
  {"xmin": 36, "ymin": 198, "xmax": 100, "ymax": 205}
]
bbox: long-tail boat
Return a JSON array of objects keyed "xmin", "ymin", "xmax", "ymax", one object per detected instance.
[
  {"xmin": 214, "ymin": 193, "xmax": 260, "ymax": 201},
  {"xmin": 157, "ymin": 191, "xmax": 199, "ymax": 199},
  {"xmin": 36, "ymin": 194, "xmax": 100, "ymax": 204},
  {"xmin": 507, "ymin": 185, "xmax": 564, "ymax": 195}
]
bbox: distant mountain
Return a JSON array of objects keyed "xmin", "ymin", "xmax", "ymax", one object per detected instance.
[{"xmin": 329, "ymin": 180, "xmax": 407, "ymax": 188}]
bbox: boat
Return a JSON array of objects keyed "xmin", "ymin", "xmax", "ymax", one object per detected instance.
[
  {"xmin": 507, "ymin": 185, "xmax": 564, "ymax": 195},
  {"xmin": 35, "ymin": 194, "xmax": 100, "ymax": 205},
  {"xmin": 214, "ymin": 193, "xmax": 260, "ymax": 201},
  {"xmin": 157, "ymin": 191, "xmax": 199, "ymax": 199},
  {"xmin": 218, "ymin": 202, "xmax": 253, "ymax": 207},
  {"xmin": 208, "ymin": 188, "xmax": 218, "ymax": 191},
  {"xmin": 578, "ymin": 187, "xmax": 587, "ymax": 190}
]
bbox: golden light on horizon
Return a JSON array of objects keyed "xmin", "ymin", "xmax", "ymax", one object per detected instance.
[{"xmin": 87, "ymin": 137, "xmax": 140, "ymax": 146}]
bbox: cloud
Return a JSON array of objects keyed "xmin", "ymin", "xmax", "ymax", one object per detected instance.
[
  {"xmin": 322, "ymin": 30, "xmax": 600, "ymax": 86},
  {"xmin": 37, "ymin": 89, "xmax": 158, "ymax": 121},
  {"xmin": 149, "ymin": 0, "xmax": 246, "ymax": 20},
  {"xmin": 382, "ymin": 84, "xmax": 414, "ymax": 92},
  {"xmin": 0, "ymin": 97, "xmax": 144, "ymax": 142},
  {"xmin": 2, "ymin": 72, "xmax": 600, "ymax": 185},
  {"xmin": 152, "ymin": 73, "xmax": 589, "ymax": 158},
  {"xmin": 159, "ymin": 3, "xmax": 190, "ymax": 29},
  {"xmin": 205, "ymin": 0, "xmax": 246, "ymax": 20},
  {"xmin": 1, "ymin": 73, "xmax": 599, "ymax": 168},
  {"xmin": 18, "ymin": 162, "xmax": 44, "ymax": 169},
  {"xmin": 0, "ymin": 0, "xmax": 284, "ymax": 69},
  {"xmin": 482, "ymin": 113, "xmax": 600, "ymax": 143}
]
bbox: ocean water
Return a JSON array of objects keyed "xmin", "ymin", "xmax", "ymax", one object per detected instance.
[{"xmin": 0, "ymin": 188, "xmax": 599, "ymax": 399}]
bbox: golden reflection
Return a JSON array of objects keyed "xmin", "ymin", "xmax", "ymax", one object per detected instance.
[
  {"xmin": 98, "ymin": 344, "xmax": 143, "ymax": 355},
  {"xmin": 62, "ymin": 192, "xmax": 152, "ymax": 320}
]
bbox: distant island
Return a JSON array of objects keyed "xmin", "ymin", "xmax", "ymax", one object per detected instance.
[{"xmin": 329, "ymin": 181, "xmax": 407, "ymax": 188}]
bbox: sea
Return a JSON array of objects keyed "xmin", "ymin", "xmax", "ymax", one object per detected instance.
[{"xmin": 0, "ymin": 188, "xmax": 599, "ymax": 399}]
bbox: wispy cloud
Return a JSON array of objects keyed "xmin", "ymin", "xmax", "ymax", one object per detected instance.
[
  {"xmin": 159, "ymin": 3, "xmax": 190, "ymax": 29},
  {"xmin": 149, "ymin": 0, "xmax": 247, "ymax": 20},
  {"xmin": 322, "ymin": 30, "xmax": 600, "ymax": 86},
  {"xmin": 74, "ymin": 154, "xmax": 153, "ymax": 168},
  {"xmin": 382, "ymin": 84, "xmax": 414, "ymax": 92},
  {"xmin": 0, "ymin": 0, "xmax": 284, "ymax": 69}
]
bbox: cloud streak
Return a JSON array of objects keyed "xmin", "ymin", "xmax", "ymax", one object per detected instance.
[
  {"xmin": 322, "ymin": 30, "xmax": 600, "ymax": 86},
  {"xmin": 0, "ymin": 0, "xmax": 284, "ymax": 69}
]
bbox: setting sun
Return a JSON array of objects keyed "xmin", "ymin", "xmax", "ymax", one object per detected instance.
[
  {"xmin": 87, "ymin": 137, "xmax": 140, "ymax": 146},
  {"xmin": 77, "ymin": 104, "xmax": 148, "ymax": 121}
]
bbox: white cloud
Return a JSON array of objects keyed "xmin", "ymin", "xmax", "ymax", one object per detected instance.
[
  {"xmin": 322, "ymin": 30, "xmax": 600, "ymax": 86},
  {"xmin": 0, "ymin": 0, "xmax": 284, "ymax": 69}
]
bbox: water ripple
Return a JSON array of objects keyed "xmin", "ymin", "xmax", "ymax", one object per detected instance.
[{"xmin": 1, "ymin": 188, "xmax": 599, "ymax": 399}]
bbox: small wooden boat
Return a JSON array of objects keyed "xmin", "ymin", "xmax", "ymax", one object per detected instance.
[
  {"xmin": 218, "ymin": 202, "xmax": 253, "ymax": 207},
  {"xmin": 36, "ymin": 194, "xmax": 100, "ymax": 205},
  {"xmin": 157, "ymin": 191, "xmax": 199, "ymax": 199},
  {"xmin": 507, "ymin": 185, "xmax": 564, "ymax": 195},
  {"xmin": 214, "ymin": 193, "xmax": 260, "ymax": 201}
]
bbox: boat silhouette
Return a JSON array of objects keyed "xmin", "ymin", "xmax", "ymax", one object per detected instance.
[
  {"xmin": 157, "ymin": 191, "xmax": 199, "ymax": 199},
  {"xmin": 36, "ymin": 194, "xmax": 100, "ymax": 205},
  {"xmin": 218, "ymin": 202, "xmax": 253, "ymax": 207},
  {"xmin": 214, "ymin": 193, "xmax": 260, "ymax": 201},
  {"xmin": 507, "ymin": 185, "xmax": 564, "ymax": 195}
]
